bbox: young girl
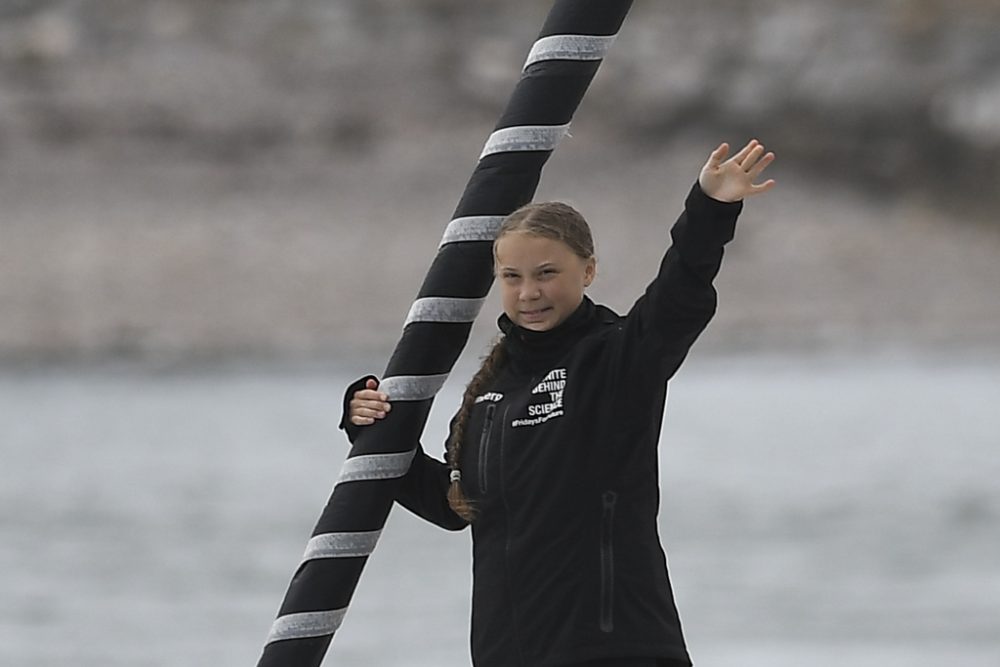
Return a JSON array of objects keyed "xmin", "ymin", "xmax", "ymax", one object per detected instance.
[{"xmin": 340, "ymin": 140, "xmax": 775, "ymax": 667}]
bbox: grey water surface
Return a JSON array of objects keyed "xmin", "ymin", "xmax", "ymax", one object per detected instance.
[{"xmin": 1, "ymin": 354, "xmax": 998, "ymax": 666}]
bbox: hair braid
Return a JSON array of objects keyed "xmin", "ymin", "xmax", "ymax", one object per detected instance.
[{"xmin": 446, "ymin": 335, "xmax": 507, "ymax": 521}]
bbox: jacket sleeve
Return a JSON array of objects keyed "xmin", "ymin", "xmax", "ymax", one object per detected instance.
[
  {"xmin": 338, "ymin": 377, "xmax": 468, "ymax": 531},
  {"xmin": 395, "ymin": 442, "xmax": 469, "ymax": 532},
  {"xmin": 621, "ymin": 181, "xmax": 743, "ymax": 380}
]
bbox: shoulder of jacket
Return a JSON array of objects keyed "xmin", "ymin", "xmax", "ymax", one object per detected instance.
[{"xmin": 594, "ymin": 303, "xmax": 623, "ymax": 324}]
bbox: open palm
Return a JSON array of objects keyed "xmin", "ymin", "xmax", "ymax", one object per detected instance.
[{"xmin": 698, "ymin": 139, "xmax": 776, "ymax": 202}]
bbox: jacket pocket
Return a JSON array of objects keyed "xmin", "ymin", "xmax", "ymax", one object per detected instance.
[
  {"xmin": 476, "ymin": 403, "xmax": 496, "ymax": 495},
  {"xmin": 599, "ymin": 490, "xmax": 617, "ymax": 633}
]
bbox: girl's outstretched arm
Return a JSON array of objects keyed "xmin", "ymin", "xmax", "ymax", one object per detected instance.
[{"xmin": 617, "ymin": 140, "xmax": 776, "ymax": 382}]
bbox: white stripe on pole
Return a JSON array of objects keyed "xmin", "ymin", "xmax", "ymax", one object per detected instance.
[
  {"xmin": 378, "ymin": 374, "xmax": 450, "ymax": 401},
  {"xmin": 439, "ymin": 216, "xmax": 505, "ymax": 246},
  {"xmin": 302, "ymin": 531, "xmax": 383, "ymax": 562},
  {"xmin": 267, "ymin": 609, "xmax": 347, "ymax": 644},
  {"xmin": 337, "ymin": 450, "xmax": 417, "ymax": 485},
  {"xmin": 523, "ymin": 34, "xmax": 617, "ymax": 69},
  {"xmin": 405, "ymin": 297, "xmax": 486, "ymax": 327},
  {"xmin": 480, "ymin": 124, "xmax": 571, "ymax": 159}
]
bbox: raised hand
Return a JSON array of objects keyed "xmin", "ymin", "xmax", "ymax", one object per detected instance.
[
  {"xmin": 698, "ymin": 139, "xmax": 776, "ymax": 203},
  {"xmin": 349, "ymin": 378, "xmax": 391, "ymax": 426}
]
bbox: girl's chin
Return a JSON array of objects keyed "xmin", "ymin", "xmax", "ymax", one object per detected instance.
[{"xmin": 520, "ymin": 321, "xmax": 553, "ymax": 331}]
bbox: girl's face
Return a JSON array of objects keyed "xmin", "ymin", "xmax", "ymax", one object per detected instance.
[{"xmin": 494, "ymin": 231, "xmax": 596, "ymax": 332}]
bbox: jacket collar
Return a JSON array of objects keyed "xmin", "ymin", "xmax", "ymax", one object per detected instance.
[{"xmin": 497, "ymin": 297, "xmax": 598, "ymax": 372}]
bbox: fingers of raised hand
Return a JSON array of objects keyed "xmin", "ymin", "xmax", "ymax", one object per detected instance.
[
  {"xmin": 747, "ymin": 148, "xmax": 775, "ymax": 174},
  {"xmin": 735, "ymin": 141, "xmax": 776, "ymax": 196},
  {"xmin": 745, "ymin": 146, "xmax": 776, "ymax": 196},
  {"xmin": 731, "ymin": 139, "xmax": 759, "ymax": 166},
  {"xmin": 738, "ymin": 143, "xmax": 768, "ymax": 173}
]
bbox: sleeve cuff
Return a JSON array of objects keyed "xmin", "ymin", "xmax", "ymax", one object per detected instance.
[
  {"xmin": 686, "ymin": 181, "xmax": 743, "ymax": 221},
  {"xmin": 676, "ymin": 181, "xmax": 743, "ymax": 259}
]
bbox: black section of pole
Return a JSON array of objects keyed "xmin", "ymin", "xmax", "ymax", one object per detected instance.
[
  {"xmin": 493, "ymin": 61, "xmax": 603, "ymax": 130},
  {"xmin": 538, "ymin": 3, "xmax": 631, "ymax": 37},
  {"xmin": 256, "ymin": 2, "xmax": 633, "ymax": 665},
  {"xmin": 265, "ymin": 636, "xmax": 333, "ymax": 667}
]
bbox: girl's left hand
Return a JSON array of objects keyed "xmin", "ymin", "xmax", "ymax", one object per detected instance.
[{"xmin": 698, "ymin": 139, "xmax": 776, "ymax": 202}]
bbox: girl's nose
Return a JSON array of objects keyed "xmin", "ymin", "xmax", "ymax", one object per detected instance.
[{"xmin": 519, "ymin": 280, "xmax": 541, "ymax": 301}]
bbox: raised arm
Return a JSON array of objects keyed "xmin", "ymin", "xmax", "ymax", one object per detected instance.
[{"xmin": 620, "ymin": 139, "xmax": 775, "ymax": 380}]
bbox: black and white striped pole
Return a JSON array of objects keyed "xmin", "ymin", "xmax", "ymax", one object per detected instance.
[{"xmin": 257, "ymin": 2, "xmax": 634, "ymax": 665}]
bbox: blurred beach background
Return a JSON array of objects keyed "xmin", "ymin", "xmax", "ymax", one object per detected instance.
[{"xmin": 1, "ymin": 1, "xmax": 998, "ymax": 665}]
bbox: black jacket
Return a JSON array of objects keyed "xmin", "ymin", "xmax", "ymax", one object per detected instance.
[{"xmin": 341, "ymin": 183, "xmax": 743, "ymax": 667}]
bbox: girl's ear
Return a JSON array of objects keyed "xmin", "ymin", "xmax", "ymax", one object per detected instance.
[{"xmin": 583, "ymin": 257, "xmax": 597, "ymax": 287}]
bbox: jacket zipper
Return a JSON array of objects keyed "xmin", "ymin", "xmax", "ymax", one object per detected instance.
[
  {"xmin": 498, "ymin": 405, "xmax": 527, "ymax": 665},
  {"xmin": 477, "ymin": 403, "xmax": 496, "ymax": 495},
  {"xmin": 599, "ymin": 490, "xmax": 618, "ymax": 633}
]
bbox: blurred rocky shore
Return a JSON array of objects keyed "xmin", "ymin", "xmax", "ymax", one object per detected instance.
[{"xmin": 1, "ymin": 0, "xmax": 999, "ymax": 366}]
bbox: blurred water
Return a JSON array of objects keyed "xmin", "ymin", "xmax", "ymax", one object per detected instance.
[{"xmin": 1, "ymin": 355, "xmax": 998, "ymax": 667}]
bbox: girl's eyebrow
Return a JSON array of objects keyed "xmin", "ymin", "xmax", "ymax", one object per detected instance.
[{"xmin": 498, "ymin": 261, "xmax": 558, "ymax": 272}]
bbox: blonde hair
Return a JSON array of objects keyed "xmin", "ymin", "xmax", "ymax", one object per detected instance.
[{"xmin": 446, "ymin": 201, "xmax": 594, "ymax": 521}]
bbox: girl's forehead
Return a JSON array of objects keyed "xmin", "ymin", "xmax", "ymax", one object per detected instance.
[
  {"xmin": 495, "ymin": 234, "xmax": 572, "ymax": 264},
  {"xmin": 495, "ymin": 232, "xmax": 567, "ymax": 255}
]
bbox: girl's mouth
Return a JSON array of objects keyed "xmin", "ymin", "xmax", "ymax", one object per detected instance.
[{"xmin": 520, "ymin": 307, "xmax": 552, "ymax": 320}]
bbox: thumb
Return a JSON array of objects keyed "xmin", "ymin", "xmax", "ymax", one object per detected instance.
[{"xmin": 365, "ymin": 378, "xmax": 379, "ymax": 390}]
